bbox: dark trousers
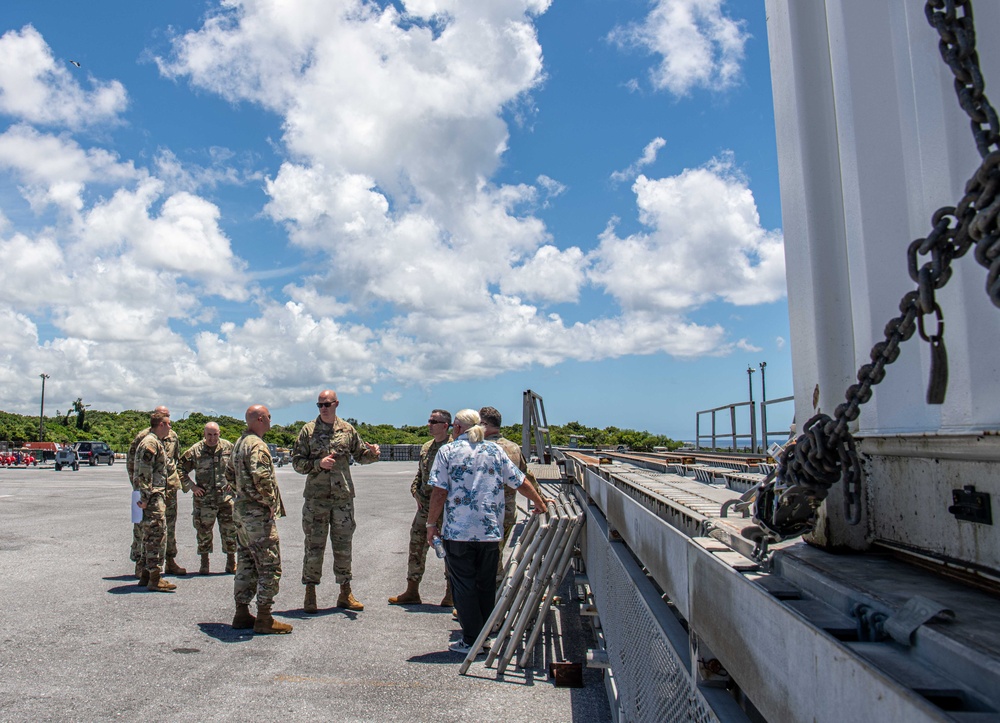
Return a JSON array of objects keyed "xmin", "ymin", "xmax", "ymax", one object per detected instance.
[{"xmin": 444, "ymin": 540, "xmax": 500, "ymax": 645}]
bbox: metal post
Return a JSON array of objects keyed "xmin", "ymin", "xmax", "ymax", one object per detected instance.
[
  {"xmin": 38, "ymin": 373, "xmax": 49, "ymax": 442},
  {"xmin": 759, "ymin": 361, "xmax": 768, "ymax": 450},
  {"xmin": 747, "ymin": 366, "xmax": 757, "ymax": 452}
]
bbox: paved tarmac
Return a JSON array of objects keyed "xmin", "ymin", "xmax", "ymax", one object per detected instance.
[{"xmin": 0, "ymin": 461, "xmax": 611, "ymax": 722}]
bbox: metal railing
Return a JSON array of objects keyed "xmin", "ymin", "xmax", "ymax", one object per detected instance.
[{"xmin": 695, "ymin": 396, "xmax": 793, "ymax": 452}]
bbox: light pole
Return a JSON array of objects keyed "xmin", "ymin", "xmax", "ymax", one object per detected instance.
[
  {"xmin": 746, "ymin": 365, "xmax": 757, "ymax": 452},
  {"xmin": 759, "ymin": 361, "xmax": 768, "ymax": 449},
  {"xmin": 39, "ymin": 373, "xmax": 50, "ymax": 442}
]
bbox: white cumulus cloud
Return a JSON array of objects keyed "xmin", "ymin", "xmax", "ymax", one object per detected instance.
[
  {"xmin": 0, "ymin": 25, "xmax": 128, "ymax": 128},
  {"xmin": 589, "ymin": 154, "xmax": 785, "ymax": 312},
  {"xmin": 609, "ymin": 0, "xmax": 749, "ymax": 96}
]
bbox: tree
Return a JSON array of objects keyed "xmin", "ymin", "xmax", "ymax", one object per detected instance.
[{"xmin": 71, "ymin": 398, "xmax": 90, "ymax": 430}]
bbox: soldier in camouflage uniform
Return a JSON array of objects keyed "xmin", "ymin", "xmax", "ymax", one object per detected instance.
[
  {"xmin": 180, "ymin": 422, "xmax": 236, "ymax": 575},
  {"xmin": 387, "ymin": 409, "xmax": 452, "ymax": 607},
  {"xmin": 133, "ymin": 411, "xmax": 177, "ymax": 592},
  {"xmin": 226, "ymin": 404, "xmax": 291, "ymax": 635},
  {"xmin": 293, "ymin": 389, "xmax": 380, "ymax": 613},
  {"xmin": 127, "ymin": 405, "xmax": 187, "ymax": 576},
  {"xmin": 480, "ymin": 406, "xmax": 541, "ymax": 582}
]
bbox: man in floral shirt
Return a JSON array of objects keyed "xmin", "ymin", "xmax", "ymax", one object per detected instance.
[{"xmin": 426, "ymin": 408, "xmax": 548, "ymax": 655}]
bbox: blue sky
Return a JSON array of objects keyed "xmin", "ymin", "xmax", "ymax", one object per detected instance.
[{"xmin": 0, "ymin": 0, "xmax": 791, "ymax": 440}]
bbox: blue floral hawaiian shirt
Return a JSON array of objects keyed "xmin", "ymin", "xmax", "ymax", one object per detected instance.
[{"xmin": 429, "ymin": 433, "xmax": 525, "ymax": 542}]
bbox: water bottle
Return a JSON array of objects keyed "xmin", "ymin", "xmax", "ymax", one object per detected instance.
[{"xmin": 432, "ymin": 535, "xmax": 446, "ymax": 559}]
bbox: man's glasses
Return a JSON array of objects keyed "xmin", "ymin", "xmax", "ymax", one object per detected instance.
[
  {"xmin": 317, "ymin": 402, "xmax": 337, "ymax": 408},
  {"xmin": 428, "ymin": 419, "xmax": 449, "ymax": 426}
]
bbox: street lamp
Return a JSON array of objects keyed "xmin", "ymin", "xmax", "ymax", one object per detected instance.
[
  {"xmin": 746, "ymin": 366, "xmax": 757, "ymax": 452},
  {"xmin": 39, "ymin": 373, "xmax": 50, "ymax": 442},
  {"xmin": 759, "ymin": 362, "xmax": 768, "ymax": 449}
]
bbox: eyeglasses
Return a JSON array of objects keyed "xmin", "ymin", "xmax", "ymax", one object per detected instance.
[
  {"xmin": 428, "ymin": 420, "xmax": 449, "ymax": 426},
  {"xmin": 317, "ymin": 401, "xmax": 337, "ymax": 408}
]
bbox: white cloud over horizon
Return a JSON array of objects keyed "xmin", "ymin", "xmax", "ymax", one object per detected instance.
[{"xmin": 0, "ymin": 1, "xmax": 784, "ymax": 419}]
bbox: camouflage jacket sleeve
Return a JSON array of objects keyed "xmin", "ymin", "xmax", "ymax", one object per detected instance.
[
  {"xmin": 179, "ymin": 442, "xmax": 199, "ymax": 492},
  {"xmin": 249, "ymin": 441, "xmax": 285, "ymax": 517},
  {"xmin": 133, "ymin": 437, "xmax": 165, "ymax": 499},
  {"xmin": 410, "ymin": 466, "xmax": 422, "ymax": 497},
  {"xmin": 348, "ymin": 427, "xmax": 379, "ymax": 465},
  {"xmin": 224, "ymin": 449, "xmax": 236, "ymax": 488},
  {"xmin": 126, "ymin": 428, "xmax": 148, "ymax": 483},
  {"xmin": 411, "ymin": 439, "xmax": 431, "ymax": 497},
  {"xmin": 291, "ymin": 422, "xmax": 321, "ymax": 475},
  {"xmin": 164, "ymin": 430, "xmax": 182, "ymax": 489}
]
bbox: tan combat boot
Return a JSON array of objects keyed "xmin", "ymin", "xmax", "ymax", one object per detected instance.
[
  {"xmin": 199, "ymin": 553, "xmax": 210, "ymax": 575},
  {"xmin": 232, "ymin": 603, "xmax": 256, "ymax": 629},
  {"xmin": 337, "ymin": 583, "xmax": 364, "ymax": 611},
  {"xmin": 147, "ymin": 569, "xmax": 176, "ymax": 592},
  {"xmin": 440, "ymin": 579, "xmax": 453, "ymax": 607},
  {"xmin": 138, "ymin": 568, "xmax": 150, "ymax": 587},
  {"xmin": 388, "ymin": 580, "xmax": 421, "ymax": 605},
  {"xmin": 225, "ymin": 552, "xmax": 237, "ymax": 574},
  {"xmin": 165, "ymin": 557, "xmax": 187, "ymax": 575},
  {"xmin": 254, "ymin": 605, "xmax": 293, "ymax": 634},
  {"xmin": 304, "ymin": 584, "xmax": 318, "ymax": 613}
]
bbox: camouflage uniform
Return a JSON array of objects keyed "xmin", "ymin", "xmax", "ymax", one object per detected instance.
[
  {"xmin": 404, "ymin": 437, "xmax": 448, "ymax": 583},
  {"xmin": 292, "ymin": 416, "xmax": 379, "ymax": 586},
  {"xmin": 226, "ymin": 430, "xmax": 285, "ymax": 607},
  {"xmin": 133, "ymin": 432, "xmax": 168, "ymax": 572},
  {"xmin": 485, "ymin": 433, "xmax": 531, "ymax": 542},
  {"xmin": 180, "ymin": 438, "xmax": 236, "ymax": 555},
  {"xmin": 128, "ymin": 427, "xmax": 182, "ymax": 562}
]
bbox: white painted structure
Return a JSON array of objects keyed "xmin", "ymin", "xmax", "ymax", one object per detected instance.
[
  {"xmin": 558, "ymin": 4, "xmax": 1000, "ymax": 721},
  {"xmin": 768, "ymin": 0, "xmax": 1000, "ymax": 566}
]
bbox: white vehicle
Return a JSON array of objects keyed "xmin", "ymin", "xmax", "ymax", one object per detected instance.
[{"xmin": 54, "ymin": 448, "xmax": 80, "ymax": 472}]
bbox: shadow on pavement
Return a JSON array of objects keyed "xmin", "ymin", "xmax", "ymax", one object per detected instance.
[
  {"xmin": 197, "ymin": 622, "xmax": 254, "ymax": 643},
  {"xmin": 103, "ymin": 574, "xmax": 138, "ymax": 582},
  {"xmin": 106, "ymin": 583, "xmax": 156, "ymax": 595},
  {"xmin": 279, "ymin": 607, "xmax": 358, "ymax": 620},
  {"xmin": 402, "ymin": 605, "xmax": 454, "ymax": 615},
  {"xmin": 406, "ymin": 651, "xmax": 465, "ymax": 665}
]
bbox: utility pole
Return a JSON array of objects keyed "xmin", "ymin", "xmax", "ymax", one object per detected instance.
[
  {"xmin": 746, "ymin": 365, "xmax": 757, "ymax": 452},
  {"xmin": 759, "ymin": 361, "xmax": 768, "ymax": 450},
  {"xmin": 38, "ymin": 373, "xmax": 50, "ymax": 442}
]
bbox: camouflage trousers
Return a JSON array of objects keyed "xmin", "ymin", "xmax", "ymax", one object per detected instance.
[
  {"xmin": 301, "ymin": 497, "xmax": 355, "ymax": 585},
  {"xmin": 140, "ymin": 492, "xmax": 167, "ymax": 572},
  {"xmin": 131, "ymin": 488, "xmax": 179, "ymax": 561},
  {"xmin": 405, "ymin": 502, "xmax": 445, "ymax": 583},
  {"xmin": 192, "ymin": 494, "xmax": 237, "ymax": 555},
  {"xmin": 233, "ymin": 500, "xmax": 282, "ymax": 607}
]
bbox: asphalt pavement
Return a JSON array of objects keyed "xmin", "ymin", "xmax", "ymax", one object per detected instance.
[{"xmin": 0, "ymin": 460, "xmax": 611, "ymax": 722}]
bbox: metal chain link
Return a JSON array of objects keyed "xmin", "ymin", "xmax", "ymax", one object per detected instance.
[{"xmin": 750, "ymin": 0, "xmax": 1000, "ymax": 544}]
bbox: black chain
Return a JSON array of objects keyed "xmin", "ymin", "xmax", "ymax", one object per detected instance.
[{"xmin": 751, "ymin": 0, "xmax": 1000, "ymax": 542}]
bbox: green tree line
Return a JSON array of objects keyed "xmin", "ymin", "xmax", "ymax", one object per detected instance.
[{"xmin": 1, "ymin": 408, "xmax": 680, "ymax": 453}]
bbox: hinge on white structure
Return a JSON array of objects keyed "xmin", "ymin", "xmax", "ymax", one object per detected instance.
[{"xmin": 586, "ymin": 649, "xmax": 610, "ymax": 669}]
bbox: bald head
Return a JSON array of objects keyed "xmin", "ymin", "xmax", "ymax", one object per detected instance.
[
  {"xmin": 204, "ymin": 422, "xmax": 220, "ymax": 447},
  {"xmin": 154, "ymin": 405, "xmax": 170, "ymax": 416},
  {"xmin": 317, "ymin": 389, "xmax": 339, "ymax": 423},
  {"xmin": 245, "ymin": 405, "xmax": 271, "ymax": 436}
]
